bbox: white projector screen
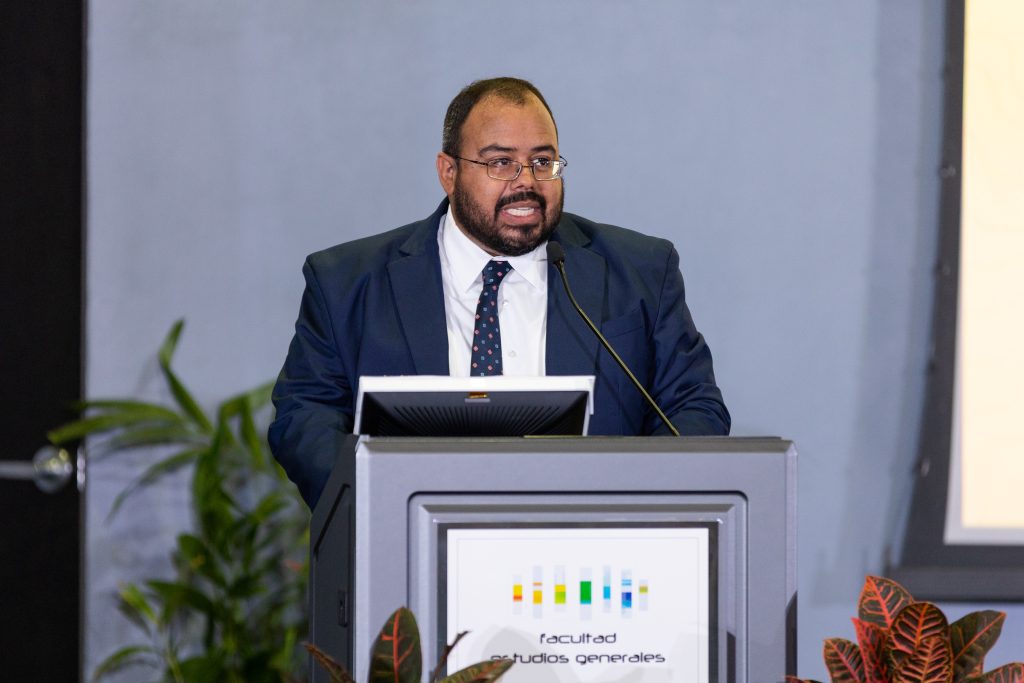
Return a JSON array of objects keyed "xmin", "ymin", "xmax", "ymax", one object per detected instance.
[{"xmin": 945, "ymin": 0, "xmax": 1024, "ymax": 544}]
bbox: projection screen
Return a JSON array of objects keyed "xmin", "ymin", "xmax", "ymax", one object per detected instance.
[{"xmin": 945, "ymin": 0, "xmax": 1024, "ymax": 545}]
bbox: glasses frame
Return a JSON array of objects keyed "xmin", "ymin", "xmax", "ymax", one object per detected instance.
[{"xmin": 451, "ymin": 154, "xmax": 568, "ymax": 181}]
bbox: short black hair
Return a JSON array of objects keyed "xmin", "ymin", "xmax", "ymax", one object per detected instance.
[{"xmin": 441, "ymin": 77, "xmax": 557, "ymax": 157}]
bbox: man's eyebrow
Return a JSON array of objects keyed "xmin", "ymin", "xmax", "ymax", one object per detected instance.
[
  {"xmin": 478, "ymin": 144, "xmax": 516, "ymax": 155},
  {"xmin": 477, "ymin": 143, "xmax": 558, "ymax": 156}
]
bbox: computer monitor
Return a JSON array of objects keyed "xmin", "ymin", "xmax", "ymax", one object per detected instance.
[{"xmin": 354, "ymin": 375, "xmax": 595, "ymax": 437}]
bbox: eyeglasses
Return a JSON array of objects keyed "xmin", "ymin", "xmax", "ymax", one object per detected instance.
[{"xmin": 452, "ymin": 155, "xmax": 567, "ymax": 181}]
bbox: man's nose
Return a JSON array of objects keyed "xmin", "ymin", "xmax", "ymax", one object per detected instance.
[{"xmin": 510, "ymin": 161, "xmax": 538, "ymax": 191}]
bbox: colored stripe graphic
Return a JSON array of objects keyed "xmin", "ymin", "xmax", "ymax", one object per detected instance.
[
  {"xmin": 510, "ymin": 566, "xmax": 648, "ymax": 616},
  {"xmin": 532, "ymin": 566, "xmax": 543, "ymax": 617},
  {"xmin": 602, "ymin": 566, "xmax": 612, "ymax": 611},
  {"xmin": 554, "ymin": 566, "xmax": 566, "ymax": 607}
]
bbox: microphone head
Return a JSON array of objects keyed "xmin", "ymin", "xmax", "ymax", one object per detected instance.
[{"xmin": 546, "ymin": 241, "xmax": 566, "ymax": 266}]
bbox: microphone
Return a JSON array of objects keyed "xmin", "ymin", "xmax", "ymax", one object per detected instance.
[{"xmin": 546, "ymin": 241, "xmax": 681, "ymax": 436}]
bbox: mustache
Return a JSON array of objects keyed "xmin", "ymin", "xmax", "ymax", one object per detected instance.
[{"xmin": 495, "ymin": 191, "xmax": 546, "ymax": 215}]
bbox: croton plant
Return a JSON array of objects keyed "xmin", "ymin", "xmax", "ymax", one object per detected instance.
[
  {"xmin": 787, "ymin": 576, "xmax": 1023, "ymax": 683},
  {"xmin": 307, "ymin": 607, "xmax": 512, "ymax": 683}
]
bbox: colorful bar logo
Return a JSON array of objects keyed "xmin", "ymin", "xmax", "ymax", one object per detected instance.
[{"xmin": 511, "ymin": 566, "xmax": 649, "ymax": 617}]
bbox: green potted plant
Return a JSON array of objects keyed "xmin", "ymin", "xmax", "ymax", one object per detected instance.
[
  {"xmin": 49, "ymin": 321, "xmax": 309, "ymax": 682},
  {"xmin": 787, "ymin": 576, "xmax": 1023, "ymax": 683}
]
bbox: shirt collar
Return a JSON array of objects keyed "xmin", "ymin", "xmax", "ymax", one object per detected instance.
[{"xmin": 441, "ymin": 204, "xmax": 548, "ymax": 295}]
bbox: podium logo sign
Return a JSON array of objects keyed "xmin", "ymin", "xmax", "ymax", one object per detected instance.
[
  {"xmin": 511, "ymin": 566, "xmax": 650, "ymax": 617},
  {"xmin": 446, "ymin": 527, "xmax": 710, "ymax": 683}
]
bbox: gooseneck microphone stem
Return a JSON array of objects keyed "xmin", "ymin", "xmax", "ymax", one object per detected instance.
[{"xmin": 547, "ymin": 242, "xmax": 681, "ymax": 437}]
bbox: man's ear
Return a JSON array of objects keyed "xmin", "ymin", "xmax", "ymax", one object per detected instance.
[{"xmin": 436, "ymin": 152, "xmax": 457, "ymax": 195}]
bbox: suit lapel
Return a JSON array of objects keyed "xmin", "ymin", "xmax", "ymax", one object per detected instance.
[
  {"xmin": 387, "ymin": 205, "xmax": 606, "ymax": 378},
  {"xmin": 546, "ymin": 218, "xmax": 605, "ymax": 376},
  {"xmin": 387, "ymin": 202, "xmax": 450, "ymax": 375}
]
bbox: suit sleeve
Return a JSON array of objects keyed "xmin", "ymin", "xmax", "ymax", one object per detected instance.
[
  {"xmin": 268, "ymin": 258, "xmax": 355, "ymax": 507},
  {"xmin": 647, "ymin": 245, "xmax": 731, "ymax": 436}
]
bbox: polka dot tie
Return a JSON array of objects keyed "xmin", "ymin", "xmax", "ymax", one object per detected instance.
[{"xmin": 471, "ymin": 260, "xmax": 513, "ymax": 376}]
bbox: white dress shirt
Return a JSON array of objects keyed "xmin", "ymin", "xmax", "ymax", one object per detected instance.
[{"xmin": 438, "ymin": 206, "xmax": 548, "ymax": 376}]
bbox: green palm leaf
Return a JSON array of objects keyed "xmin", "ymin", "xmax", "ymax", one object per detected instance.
[{"xmin": 158, "ymin": 320, "xmax": 214, "ymax": 434}]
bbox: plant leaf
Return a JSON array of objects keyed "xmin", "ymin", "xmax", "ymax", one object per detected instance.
[
  {"xmin": 854, "ymin": 617, "xmax": 890, "ymax": 683},
  {"xmin": 158, "ymin": 320, "xmax": 214, "ymax": 434},
  {"xmin": 47, "ymin": 411, "xmax": 180, "ymax": 445},
  {"xmin": 175, "ymin": 533, "xmax": 227, "ymax": 587},
  {"xmin": 369, "ymin": 606, "xmax": 422, "ymax": 683},
  {"xmin": 192, "ymin": 446, "xmax": 237, "ymax": 551},
  {"xmin": 104, "ymin": 423, "xmax": 208, "ymax": 451},
  {"xmin": 963, "ymin": 663, "xmax": 1024, "ymax": 683},
  {"xmin": 305, "ymin": 642, "xmax": 357, "ymax": 683},
  {"xmin": 893, "ymin": 635, "xmax": 952, "ymax": 683},
  {"xmin": 440, "ymin": 658, "xmax": 514, "ymax": 683},
  {"xmin": 823, "ymin": 638, "xmax": 864, "ymax": 683},
  {"xmin": 90, "ymin": 644, "xmax": 159, "ymax": 681},
  {"xmin": 145, "ymin": 579, "xmax": 218, "ymax": 620},
  {"xmin": 888, "ymin": 603, "xmax": 950, "ymax": 670},
  {"xmin": 431, "ymin": 631, "xmax": 469, "ymax": 683},
  {"xmin": 118, "ymin": 582, "xmax": 158, "ymax": 626},
  {"xmin": 950, "ymin": 611, "xmax": 1005, "ymax": 682},
  {"xmin": 177, "ymin": 653, "xmax": 227, "ymax": 683},
  {"xmin": 107, "ymin": 448, "xmax": 204, "ymax": 519},
  {"xmin": 859, "ymin": 575, "xmax": 915, "ymax": 630},
  {"xmin": 226, "ymin": 381, "xmax": 274, "ymax": 469}
]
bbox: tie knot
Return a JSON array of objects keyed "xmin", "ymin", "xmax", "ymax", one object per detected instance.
[{"xmin": 483, "ymin": 260, "xmax": 513, "ymax": 285}]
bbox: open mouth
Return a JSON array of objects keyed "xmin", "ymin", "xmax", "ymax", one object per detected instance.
[
  {"xmin": 496, "ymin": 192, "xmax": 545, "ymax": 223},
  {"xmin": 503, "ymin": 206, "xmax": 536, "ymax": 217}
]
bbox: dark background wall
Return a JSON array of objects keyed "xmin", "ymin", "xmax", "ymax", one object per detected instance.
[{"xmin": 0, "ymin": 3, "xmax": 83, "ymax": 681}]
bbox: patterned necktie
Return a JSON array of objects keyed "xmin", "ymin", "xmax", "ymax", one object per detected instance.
[{"xmin": 470, "ymin": 260, "xmax": 513, "ymax": 376}]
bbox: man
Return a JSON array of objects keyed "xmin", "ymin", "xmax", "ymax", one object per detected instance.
[{"xmin": 270, "ymin": 77, "xmax": 730, "ymax": 507}]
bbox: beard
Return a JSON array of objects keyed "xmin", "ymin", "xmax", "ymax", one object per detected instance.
[{"xmin": 451, "ymin": 179, "xmax": 564, "ymax": 257}]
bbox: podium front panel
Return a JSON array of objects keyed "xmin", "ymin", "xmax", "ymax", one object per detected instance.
[{"xmin": 310, "ymin": 436, "xmax": 796, "ymax": 683}]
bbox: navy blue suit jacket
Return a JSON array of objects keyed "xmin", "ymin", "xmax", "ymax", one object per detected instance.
[{"xmin": 270, "ymin": 200, "xmax": 730, "ymax": 506}]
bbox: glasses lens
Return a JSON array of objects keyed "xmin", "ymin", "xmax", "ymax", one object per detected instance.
[
  {"xmin": 487, "ymin": 160, "xmax": 521, "ymax": 180},
  {"xmin": 534, "ymin": 159, "xmax": 560, "ymax": 180}
]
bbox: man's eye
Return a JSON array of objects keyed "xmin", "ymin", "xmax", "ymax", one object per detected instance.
[
  {"xmin": 532, "ymin": 158, "xmax": 553, "ymax": 169},
  {"xmin": 489, "ymin": 158, "xmax": 514, "ymax": 168}
]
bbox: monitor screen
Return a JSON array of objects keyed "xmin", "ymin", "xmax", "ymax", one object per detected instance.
[{"xmin": 354, "ymin": 375, "xmax": 594, "ymax": 437}]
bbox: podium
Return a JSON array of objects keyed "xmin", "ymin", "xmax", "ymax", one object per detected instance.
[{"xmin": 310, "ymin": 436, "xmax": 796, "ymax": 683}]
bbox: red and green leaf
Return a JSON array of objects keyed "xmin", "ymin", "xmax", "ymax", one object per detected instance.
[
  {"xmin": 950, "ymin": 611, "xmax": 1005, "ymax": 682},
  {"xmin": 859, "ymin": 576, "xmax": 915, "ymax": 630},
  {"xmin": 963, "ymin": 662, "xmax": 1024, "ymax": 683},
  {"xmin": 440, "ymin": 659, "xmax": 515, "ymax": 683},
  {"xmin": 305, "ymin": 642, "xmax": 357, "ymax": 683},
  {"xmin": 892, "ymin": 635, "xmax": 953, "ymax": 683},
  {"xmin": 854, "ymin": 617, "xmax": 890, "ymax": 682},
  {"xmin": 824, "ymin": 638, "xmax": 865, "ymax": 683},
  {"xmin": 888, "ymin": 603, "xmax": 949, "ymax": 669},
  {"xmin": 369, "ymin": 607, "xmax": 422, "ymax": 683},
  {"xmin": 430, "ymin": 631, "xmax": 469, "ymax": 682}
]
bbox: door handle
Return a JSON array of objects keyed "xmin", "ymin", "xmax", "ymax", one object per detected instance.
[{"xmin": 0, "ymin": 446, "xmax": 75, "ymax": 493}]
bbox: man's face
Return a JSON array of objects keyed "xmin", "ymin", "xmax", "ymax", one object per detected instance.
[{"xmin": 437, "ymin": 94, "xmax": 564, "ymax": 256}]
